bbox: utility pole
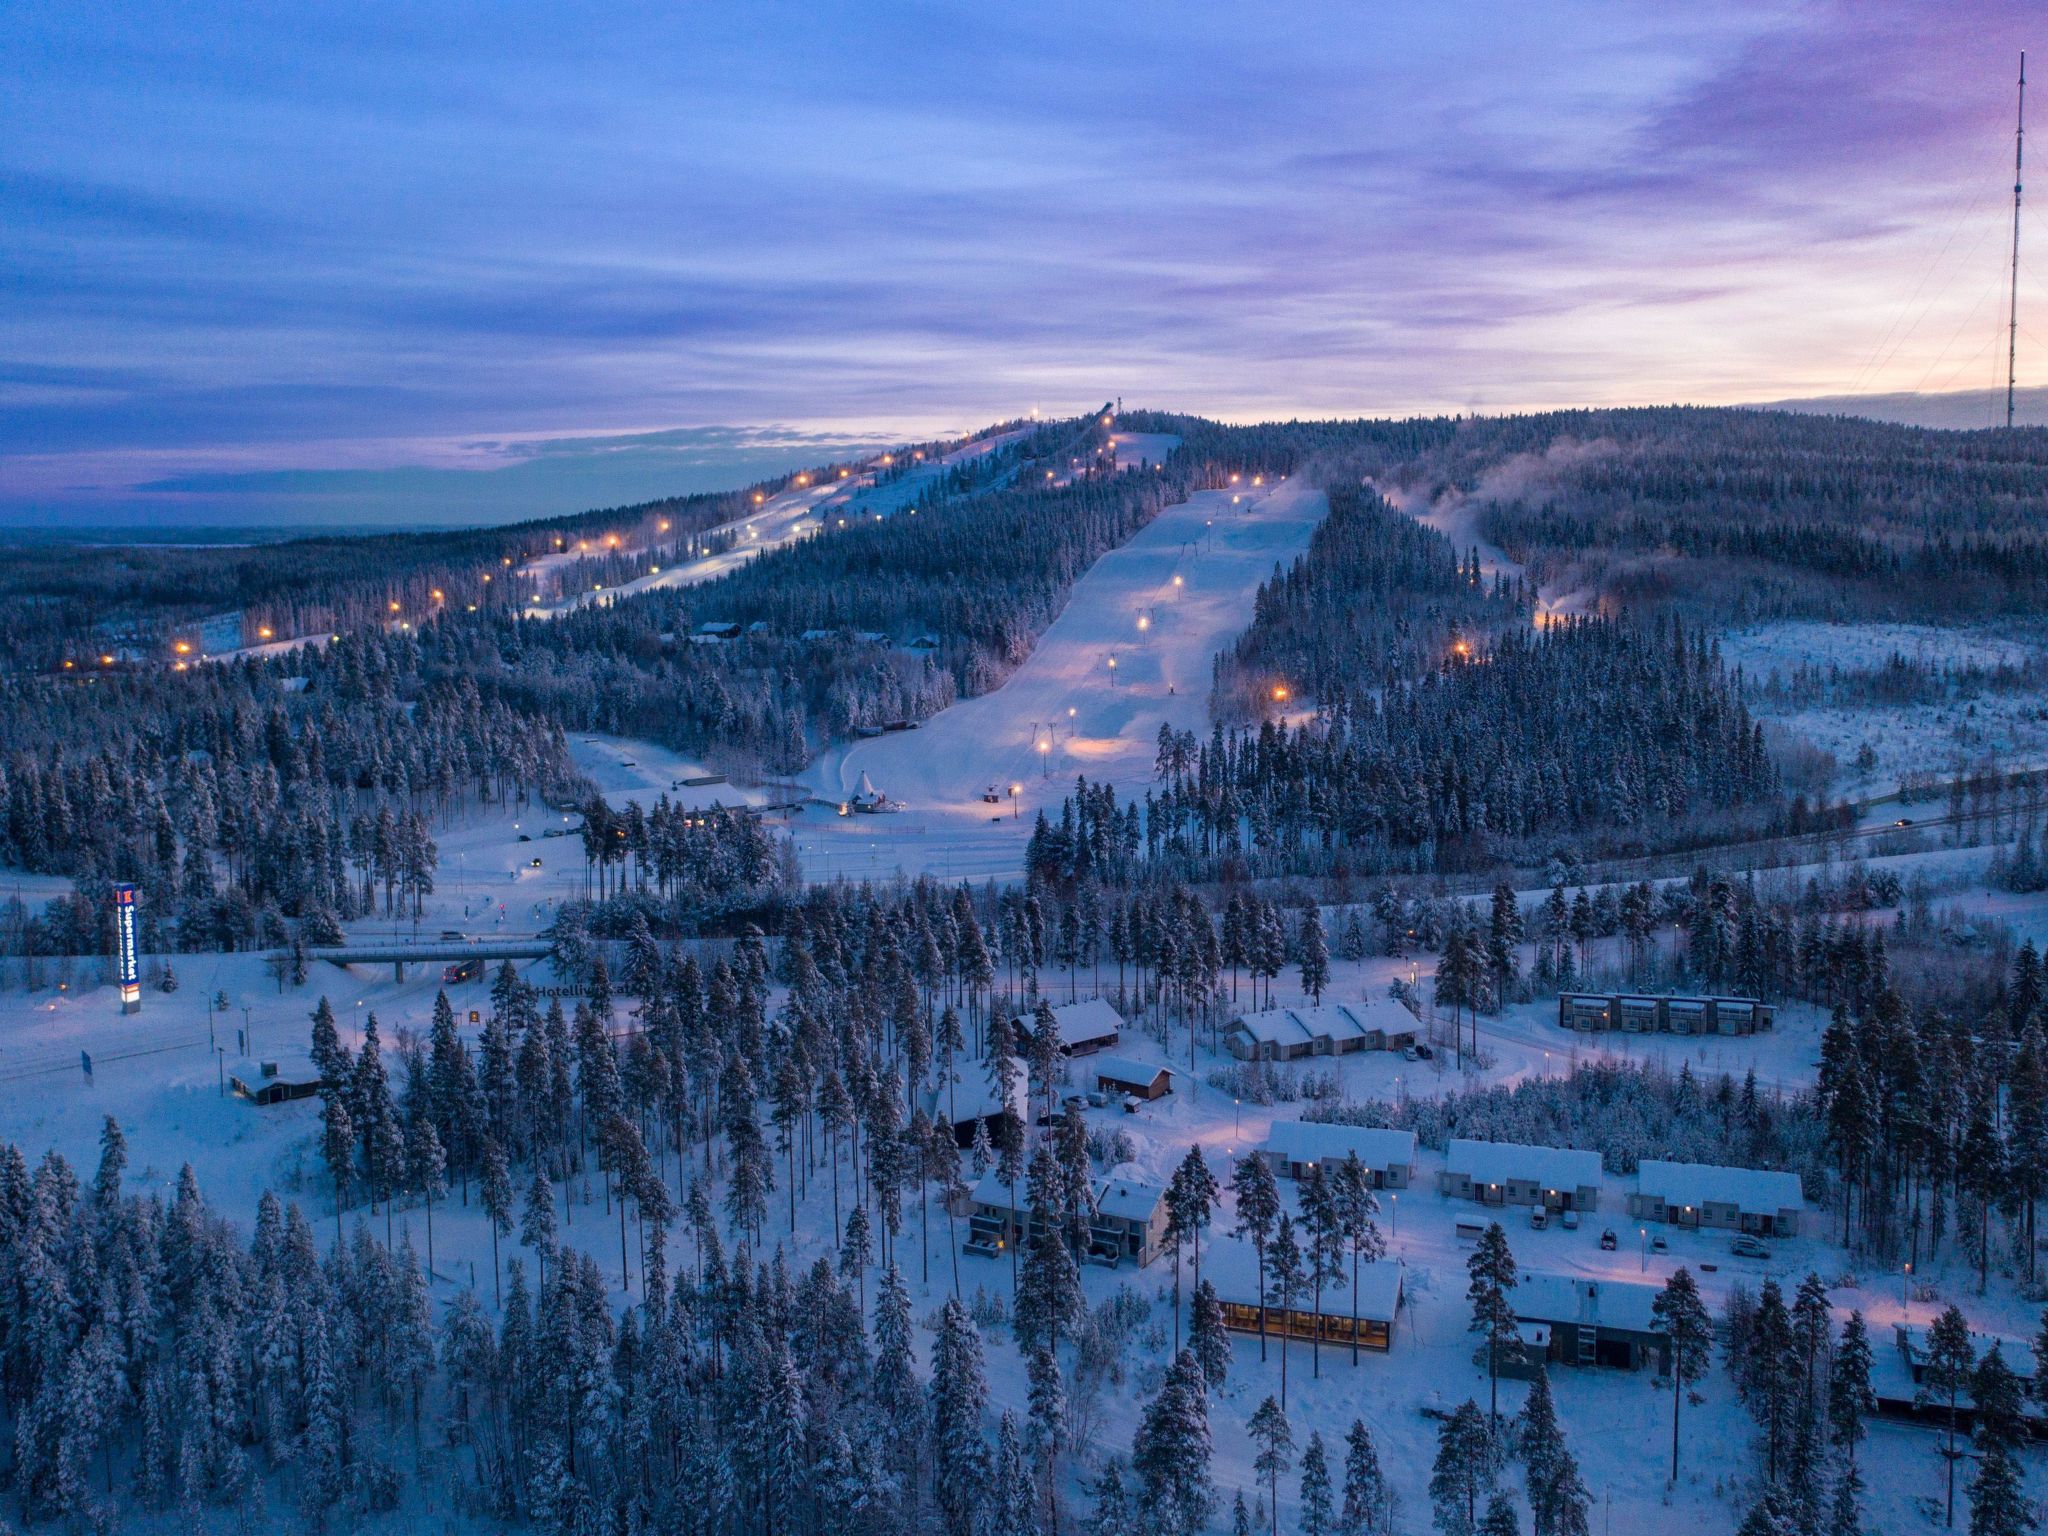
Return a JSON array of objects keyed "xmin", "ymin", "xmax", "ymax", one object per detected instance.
[{"xmin": 2009, "ymin": 51, "xmax": 2027, "ymax": 429}]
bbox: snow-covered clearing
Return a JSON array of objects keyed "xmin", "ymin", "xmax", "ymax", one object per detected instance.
[
  {"xmin": 1721, "ymin": 620, "xmax": 2048, "ymax": 796},
  {"xmin": 790, "ymin": 476, "xmax": 1327, "ymax": 883}
]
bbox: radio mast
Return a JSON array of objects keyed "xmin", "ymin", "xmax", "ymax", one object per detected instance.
[{"xmin": 2008, "ymin": 51, "xmax": 2027, "ymax": 429}]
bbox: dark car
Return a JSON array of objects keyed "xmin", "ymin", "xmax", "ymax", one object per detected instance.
[{"xmin": 1599, "ymin": 1229, "xmax": 1618, "ymax": 1251}]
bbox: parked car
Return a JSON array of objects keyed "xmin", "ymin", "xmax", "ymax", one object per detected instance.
[
  {"xmin": 1400, "ymin": 1046, "xmax": 1421, "ymax": 1062},
  {"xmin": 1730, "ymin": 1235, "xmax": 1770, "ymax": 1259},
  {"xmin": 1651, "ymin": 1233, "xmax": 1669, "ymax": 1255},
  {"xmin": 1528, "ymin": 1207, "xmax": 1548, "ymax": 1231},
  {"xmin": 1560, "ymin": 1208, "xmax": 1580, "ymax": 1230},
  {"xmin": 1599, "ymin": 1229, "xmax": 1618, "ymax": 1250},
  {"xmin": 1413, "ymin": 1043, "xmax": 1434, "ymax": 1060}
]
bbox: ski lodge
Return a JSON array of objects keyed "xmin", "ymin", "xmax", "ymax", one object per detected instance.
[
  {"xmin": 1257, "ymin": 1121, "xmax": 1418, "ymax": 1188},
  {"xmin": 1221, "ymin": 997, "xmax": 1422, "ymax": 1061},
  {"xmin": 1206, "ymin": 1239, "xmax": 1406, "ymax": 1352},
  {"xmin": 1626, "ymin": 1160, "xmax": 1805, "ymax": 1237},
  {"xmin": 1557, "ymin": 992, "xmax": 1773, "ymax": 1036},
  {"xmin": 1439, "ymin": 1139, "xmax": 1604, "ymax": 1212}
]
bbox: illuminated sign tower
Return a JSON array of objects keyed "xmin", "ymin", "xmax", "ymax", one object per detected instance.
[{"xmin": 114, "ymin": 884, "xmax": 140, "ymax": 1014}]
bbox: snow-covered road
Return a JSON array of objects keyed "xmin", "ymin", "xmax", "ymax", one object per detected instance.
[{"xmin": 790, "ymin": 475, "xmax": 1327, "ymax": 883}]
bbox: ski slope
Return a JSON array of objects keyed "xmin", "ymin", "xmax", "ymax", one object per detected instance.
[
  {"xmin": 518, "ymin": 428, "xmax": 1037, "ymax": 619},
  {"xmin": 791, "ymin": 475, "xmax": 1326, "ymax": 883}
]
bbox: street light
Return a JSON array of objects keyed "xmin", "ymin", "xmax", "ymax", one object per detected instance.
[
  {"xmin": 1639, "ymin": 1228, "xmax": 1647, "ymax": 1273},
  {"xmin": 1010, "ymin": 784, "xmax": 1021, "ymax": 819},
  {"xmin": 1107, "ymin": 657, "xmax": 1118, "ymax": 685}
]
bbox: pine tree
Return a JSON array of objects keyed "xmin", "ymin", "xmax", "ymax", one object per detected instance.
[
  {"xmin": 1651, "ymin": 1267, "xmax": 1713, "ymax": 1483},
  {"xmin": 1130, "ymin": 1350, "xmax": 1212, "ymax": 1536},
  {"xmin": 1429, "ymin": 1400, "xmax": 1496, "ymax": 1536},
  {"xmin": 1828, "ymin": 1310, "xmax": 1874, "ymax": 1471},
  {"xmin": 1920, "ymin": 1304, "xmax": 1977, "ymax": 1528},
  {"xmin": 1479, "ymin": 1493, "xmax": 1520, "ymax": 1536},
  {"xmin": 1232, "ymin": 1150, "xmax": 1283, "ymax": 1362},
  {"xmin": 929, "ymin": 1297, "xmax": 989, "ymax": 1536},
  {"xmin": 1467, "ymin": 1222, "xmax": 1518, "ymax": 1422},
  {"xmin": 1246, "ymin": 1396, "xmax": 1293, "ymax": 1536},
  {"xmin": 1341, "ymin": 1418, "xmax": 1389, "ymax": 1536},
  {"xmin": 1299, "ymin": 1431, "xmax": 1334, "ymax": 1536},
  {"xmin": 1299, "ymin": 907, "xmax": 1329, "ymax": 1003},
  {"xmin": 1189, "ymin": 1279, "xmax": 1233, "ymax": 1389}
]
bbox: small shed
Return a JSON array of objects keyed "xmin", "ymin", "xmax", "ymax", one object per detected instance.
[
  {"xmin": 1093, "ymin": 1055, "xmax": 1174, "ymax": 1101},
  {"xmin": 228, "ymin": 1048, "xmax": 324, "ymax": 1107}
]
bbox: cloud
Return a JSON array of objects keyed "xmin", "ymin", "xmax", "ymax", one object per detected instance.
[{"xmin": 0, "ymin": 0, "xmax": 2038, "ymax": 525}]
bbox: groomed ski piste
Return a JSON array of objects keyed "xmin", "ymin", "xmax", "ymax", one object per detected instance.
[{"xmin": 792, "ymin": 470, "xmax": 1323, "ymax": 884}]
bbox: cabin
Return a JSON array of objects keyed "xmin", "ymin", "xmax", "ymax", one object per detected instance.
[
  {"xmin": 923, "ymin": 1057, "xmax": 1029, "ymax": 1148},
  {"xmin": 1222, "ymin": 997, "xmax": 1421, "ymax": 1061},
  {"xmin": 962, "ymin": 1172, "xmax": 1168, "ymax": 1269},
  {"xmin": 1556, "ymin": 992, "xmax": 1774, "ymax": 1036},
  {"xmin": 908, "ymin": 633, "xmax": 941, "ymax": 650},
  {"xmin": 693, "ymin": 620, "xmax": 742, "ymax": 640},
  {"xmin": 1258, "ymin": 1121, "xmax": 1418, "ymax": 1188},
  {"xmin": 1508, "ymin": 1271, "xmax": 1669, "ymax": 1374},
  {"xmin": 1206, "ymin": 1239, "xmax": 1405, "ymax": 1352},
  {"xmin": 1089, "ymin": 1177, "xmax": 1169, "ymax": 1267},
  {"xmin": 1628, "ymin": 1160, "xmax": 1804, "ymax": 1237},
  {"xmin": 1049, "ymin": 998, "xmax": 1122, "ymax": 1056},
  {"xmin": 228, "ymin": 1048, "xmax": 324, "ymax": 1107},
  {"xmin": 1440, "ymin": 1140, "xmax": 1603, "ymax": 1212},
  {"xmin": 1092, "ymin": 1055, "xmax": 1174, "ymax": 1101}
]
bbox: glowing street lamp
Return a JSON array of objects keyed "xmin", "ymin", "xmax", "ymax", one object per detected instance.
[
  {"xmin": 1107, "ymin": 656, "xmax": 1118, "ymax": 685},
  {"xmin": 1039, "ymin": 737, "xmax": 1051, "ymax": 778},
  {"xmin": 1272, "ymin": 684, "xmax": 1290, "ymax": 703},
  {"xmin": 1009, "ymin": 783, "xmax": 1021, "ymax": 819}
]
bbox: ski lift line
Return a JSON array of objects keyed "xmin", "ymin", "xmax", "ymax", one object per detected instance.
[
  {"xmin": 1863, "ymin": 214, "xmax": 2004, "ymax": 391},
  {"xmin": 1908, "ymin": 273, "xmax": 2011, "ymax": 396},
  {"xmin": 0, "ymin": 1035, "xmax": 213, "ymax": 1086}
]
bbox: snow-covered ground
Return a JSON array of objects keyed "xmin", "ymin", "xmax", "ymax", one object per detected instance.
[
  {"xmin": 790, "ymin": 476, "xmax": 1327, "ymax": 883},
  {"xmin": 0, "ymin": 943, "xmax": 2021, "ymax": 1536},
  {"xmin": 1720, "ymin": 620, "xmax": 2048, "ymax": 796}
]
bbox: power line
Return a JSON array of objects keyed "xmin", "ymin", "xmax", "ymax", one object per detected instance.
[{"xmin": 2008, "ymin": 50, "xmax": 2028, "ymax": 428}]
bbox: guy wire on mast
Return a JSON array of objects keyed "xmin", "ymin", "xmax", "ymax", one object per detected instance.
[{"xmin": 2009, "ymin": 50, "xmax": 2027, "ymax": 429}]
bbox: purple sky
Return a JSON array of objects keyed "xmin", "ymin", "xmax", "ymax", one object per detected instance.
[{"xmin": 3, "ymin": 1, "xmax": 2039, "ymax": 524}]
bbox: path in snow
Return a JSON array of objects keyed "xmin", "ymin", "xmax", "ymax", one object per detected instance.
[{"xmin": 789, "ymin": 476, "xmax": 1327, "ymax": 884}]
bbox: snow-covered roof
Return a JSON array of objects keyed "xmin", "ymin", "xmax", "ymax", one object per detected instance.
[
  {"xmin": 1229, "ymin": 998, "xmax": 1419, "ymax": 1046},
  {"xmin": 227, "ymin": 1045, "xmax": 322, "ymax": 1083},
  {"xmin": 1093, "ymin": 1178, "xmax": 1166, "ymax": 1225},
  {"xmin": 925, "ymin": 1057, "xmax": 1028, "ymax": 1127},
  {"xmin": 1349, "ymin": 995, "xmax": 1423, "ymax": 1034},
  {"xmin": 1445, "ymin": 1139, "xmax": 1603, "ymax": 1192},
  {"xmin": 969, "ymin": 1171, "xmax": 1023, "ymax": 1211},
  {"xmin": 1090, "ymin": 1054, "xmax": 1172, "ymax": 1089},
  {"xmin": 1896, "ymin": 1324, "xmax": 2036, "ymax": 1380},
  {"xmin": 1634, "ymin": 1160, "xmax": 1803, "ymax": 1214},
  {"xmin": 1227, "ymin": 1008, "xmax": 1313, "ymax": 1047},
  {"xmin": 1050, "ymin": 998, "xmax": 1122, "ymax": 1046},
  {"xmin": 1204, "ymin": 1239, "xmax": 1404, "ymax": 1323},
  {"xmin": 1262, "ymin": 1120, "xmax": 1418, "ymax": 1172},
  {"xmin": 1513, "ymin": 1270, "xmax": 1662, "ymax": 1335}
]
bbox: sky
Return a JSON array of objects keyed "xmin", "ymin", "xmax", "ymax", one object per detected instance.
[{"xmin": 3, "ymin": 0, "xmax": 2041, "ymax": 528}]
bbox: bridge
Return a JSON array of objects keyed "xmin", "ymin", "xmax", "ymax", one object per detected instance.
[{"xmin": 297, "ymin": 938, "xmax": 554, "ymax": 982}]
